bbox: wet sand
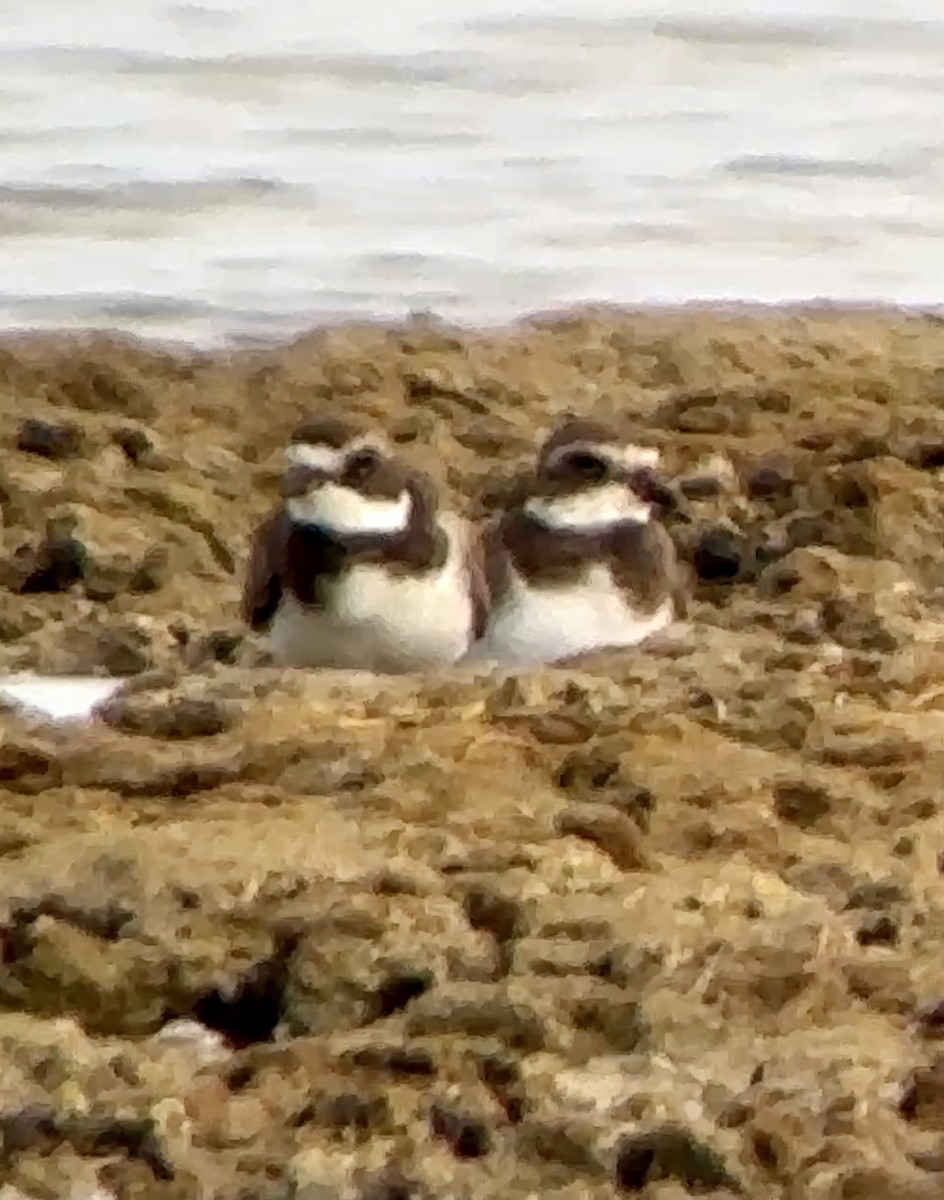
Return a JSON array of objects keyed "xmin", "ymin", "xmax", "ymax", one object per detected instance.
[{"xmin": 2, "ymin": 304, "xmax": 944, "ymax": 1197}]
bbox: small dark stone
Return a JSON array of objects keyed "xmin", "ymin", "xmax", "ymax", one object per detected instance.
[
  {"xmin": 750, "ymin": 1129, "xmax": 782, "ymax": 1170},
  {"xmin": 912, "ymin": 1151, "xmax": 944, "ymax": 1172},
  {"xmin": 127, "ymin": 549, "xmax": 167, "ymax": 595},
  {"xmin": 64, "ymin": 1114, "xmax": 174, "ymax": 1180},
  {"xmin": 370, "ymin": 969, "xmax": 433, "ymax": 1019},
  {"xmin": 845, "ymin": 880, "xmax": 906, "ymax": 911},
  {"xmin": 192, "ymin": 927, "xmax": 301, "ymax": 1049},
  {"xmin": 371, "ymin": 871, "xmax": 419, "ymax": 896},
  {"xmin": 839, "ymin": 434, "xmax": 889, "ymax": 462},
  {"xmin": 762, "ymin": 564, "xmax": 801, "ymax": 597},
  {"xmin": 109, "ymin": 761, "xmax": 240, "ymax": 799},
  {"xmin": 753, "ymin": 388, "xmax": 792, "ymax": 413},
  {"xmin": 679, "ymin": 475, "xmax": 723, "ymax": 500},
  {"xmin": 556, "ymin": 805, "xmax": 648, "ymax": 871},
  {"xmin": 463, "ymin": 886, "xmax": 525, "ymax": 945},
  {"xmin": 827, "ymin": 471, "xmax": 872, "ymax": 510},
  {"xmin": 11, "ymin": 896, "xmax": 133, "ymax": 942},
  {"xmin": 754, "ymin": 538, "xmax": 789, "ymax": 568},
  {"xmin": 718, "ymin": 1100, "xmax": 752, "ymax": 1129},
  {"xmin": 797, "ymin": 430, "xmax": 834, "ymax": 451},
  {"xmin": 856, "ymin": 913, "xmax": 900, "ymax": 947},
  {"xmin": 17, "ymin": 418, "xmax": 84, "ymax": 461},
  {"xmin": 820, "ymin": 597, "xmax": 897, "ymax": 653},
  {"xmin": 691, "ymin": 528, "xmax": 745, "ymax": 582},
  {"xmin": 199, "ymin": 630, "xmax": 243, "ymax": 665},
  {"xmin": 907, "ymin": 439, "xmax": 944, "ymax": 471},
  {"xmin": 96, "ymin": 625, "xmax": 152, "ymax": 676},
  {"xmin": 609, "ymin": 785, "xmax": 656, "ymax": 832},
  {"xmin": 773, "ymin": 781, "xmax": 831, "ymax": 828},
  {"xmin": 0, "ymin": 1105, "xmax": 61, "ymax": 1155},
  {"xmin": 361, "ymin": 1169, "xmax": 424, "ymax": 1200},
  {"xmin": 225, "ymin": 1064, "xmax": 257, "ymax": 1092},
  {"xmin": 0, "ymin": 743, "xmax": 63, "ymax": 793},
  {"xmin": 318, "ymin": 1092, "xmax": 390, "ymax": 1132},
  {"xmin": 112, "ymin": 426, "xmax": 155, "ymax": 465},
  {"xmin": 615, "ymin": 1125, "xmax": 741, "ymax": 1192},
  {"xmin": 103, "ymin": 695, "xmax": 236, "ymax": 738},
  {"xmin": 521, "ymin": 1120, "xmax": 604, "ymax": 1173},
  {"xmin": 476, "ymin": 1051, "xmax": 527, "ymax": 1124},
  {"xmin": 746, "ymin": 463, "xmax": 793, "ymax": 500},
  {"xmin": 675, "ymin": 407, "xmax": 734, "ymax": 435},
  {"xmin": 19, "ymin": 536, "xmax": 88, "ymax": 594},
  {"xmin": 899, "ymin": 1058, "xmax": 944, "ymax": 1125},
  {"xmin": 570, "ymin": 995, "xmax": 649, "ymax": 1053},
  {"xmin": 429, "ymin": 1103, "xmax": 490, "ymax": 1159},
  {"xmin": 557, "ymin": 751, "xmax": 620, "ymax": 792},
  {"xmin": 916, "ymin": 1000, "xmax": 944, "ymax": 1039},
  {"xmin": 556, "ymin": 752, "xmax": 655, "ymax": 830},
  {"xmin": 785, "ymin": 515, "xmax": 827, "ymax": 550},
  {"xmin": 589, "ymin": 944, "xmax": 663, "ymax": 990},
  {"xmin": 405, "ymin": 991, "xmax": 546, "ymax": 1053},
  {"xmin": 347, "ymin": 1045, "xmax": 436, "ymax": 1077}
]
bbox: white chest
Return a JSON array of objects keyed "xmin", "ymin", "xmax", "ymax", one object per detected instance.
[
  {"xmin": 467, "ymin": 562, "xmax": 673, "ymax": 666},
  {"xmin": 268, "ymin": 526, "xmax": 474, "ymax": 672}
]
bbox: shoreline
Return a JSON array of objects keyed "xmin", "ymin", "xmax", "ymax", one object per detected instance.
[{"xmin": 2, "ymin": 296, "xmax": 943, "ymax": 358}]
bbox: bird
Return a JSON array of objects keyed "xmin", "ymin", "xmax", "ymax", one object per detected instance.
[
  {"xmin": 462, "ymin": 416, "xmax": 689, "ymax": 666},
  {"xmin": 241, "ymin": 416, "xmax": 488, "ymax": 672}
]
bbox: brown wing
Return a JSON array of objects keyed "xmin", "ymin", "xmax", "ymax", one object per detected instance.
[
  {"xmin": 647, "ymin": 519, "xmax": 692, "ymax": 619},
  {"xmin": 670, "ymin": 550, "xmax": 694, "ymax": 620},
  {"xmin": 241, "ymin": 507, "xmax": 289, "ymax": 631},
  {"xmin": 462, "ymin": 519, "xmax": 492, "ymax": 640},
  {"xmin": 607, "ymin": 517, "xmax": 689, "ymax": 617}
]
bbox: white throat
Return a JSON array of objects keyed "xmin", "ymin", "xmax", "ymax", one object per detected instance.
[
  {"xmin": 524, "ymin": 482, "xmax": 651, "ymax": 532},
  {"xmin": 287, "ymin": 483, "xmax": 412, "ymax": 536}
]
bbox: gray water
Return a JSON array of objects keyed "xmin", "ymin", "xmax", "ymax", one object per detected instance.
[{"xmin": 2, "ymin": 0, "xmax": 944, "ymax": 347}]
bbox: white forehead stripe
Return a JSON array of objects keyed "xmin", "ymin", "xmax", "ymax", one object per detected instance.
[
  {"xmin": 612, "ymin": 443, "xmax": 660, "ymax": 470},
  {"xmin": 284, "ymin": 442, "xmax": 347, "ymax": 472},
  {"xmin": 524, "ymin": 482, "xmax": 651, "ymax": 532},
  {"xmin": 283, "ymin": 434, "xmax": 390, "ymax": 473}
]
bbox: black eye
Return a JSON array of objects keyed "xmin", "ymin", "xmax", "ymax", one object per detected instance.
[
  {"xmin": 565, "ymin": 451, "xmax": 607, "ymax": 479},
  {"xmin": 346, "ymin": 449, "xmax": 381, "ymax": 478}
]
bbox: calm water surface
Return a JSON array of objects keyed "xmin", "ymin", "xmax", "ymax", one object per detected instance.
[{"xmin": 1, "ymin": 0, "xmax": 943, "ymax": 346}]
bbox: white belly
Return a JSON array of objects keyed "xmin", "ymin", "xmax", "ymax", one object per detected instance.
[
  {"xmin": 464, "ymin": 563, "xmax": 673, "ymax": 667},
  {"xmin": 268, "ymin": 521, "xmax": 474, "ymax": 673}
]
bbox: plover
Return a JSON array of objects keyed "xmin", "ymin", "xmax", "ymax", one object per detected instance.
[
  {"xmin": 463, "ymin": 417, "xmax": 688, "ymax": 666},
  {"xmin": 242, "ymin": 417, "xmax": 487, "ymax": 672}
]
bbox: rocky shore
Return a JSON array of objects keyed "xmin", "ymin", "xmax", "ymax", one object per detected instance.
[{"xmin": 2, "ymin": 306, "xmax": 944, "ymax": 1198}]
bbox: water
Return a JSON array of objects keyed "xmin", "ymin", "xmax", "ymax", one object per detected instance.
[
  {"xmin": 1, "ymin": 0, "xmax": 943, "ymax": 347},
  {"xmin": 0, "ymin": 675, "xmax": 123, "ymax": 721}
]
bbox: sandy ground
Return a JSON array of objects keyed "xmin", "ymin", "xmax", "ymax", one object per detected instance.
[{"xmin": 3, "ymin": 306, "xmax": 944, "ymax": 1198}]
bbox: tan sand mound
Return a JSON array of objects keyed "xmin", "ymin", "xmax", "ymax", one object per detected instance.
[{"xmin": 2, "ymin": 306, "xmax": 944, "ymax": 1197}]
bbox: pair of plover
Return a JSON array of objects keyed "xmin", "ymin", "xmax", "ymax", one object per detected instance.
[{"xmin": 241, "ymin": 415, "xmax": 688, "ymax": 672}]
